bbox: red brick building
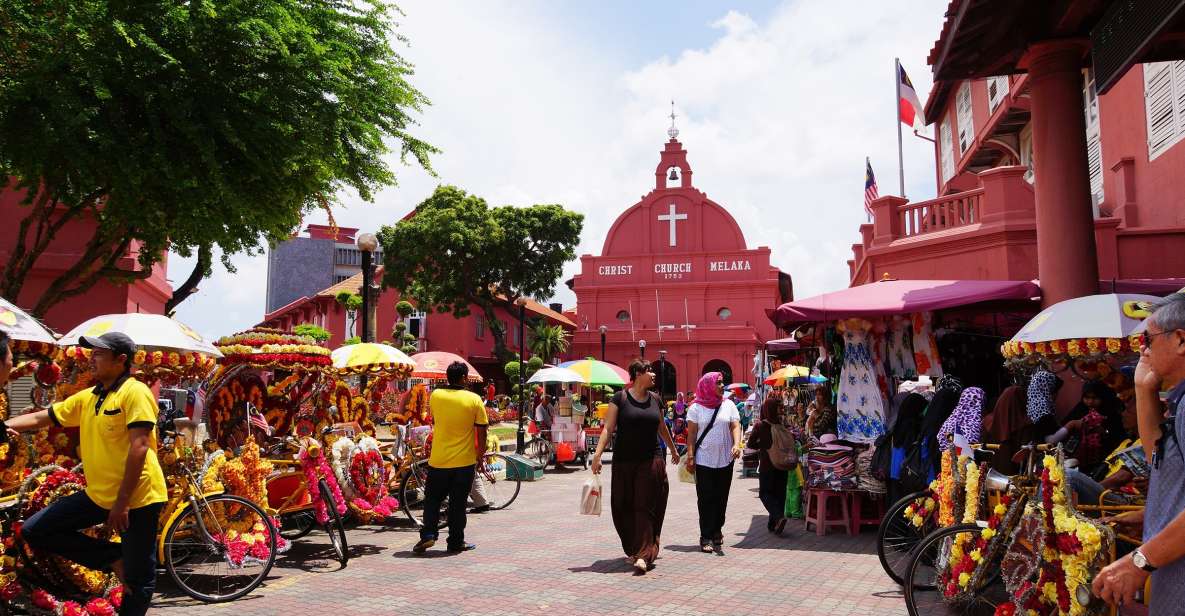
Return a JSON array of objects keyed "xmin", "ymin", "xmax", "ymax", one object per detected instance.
[
  {"xmin": 568, "ymin": 128, "xmax": 790, "ymax": 395},
  {"xmin": 848, "ymin": 1, "xmax": 1185, "ymax": 304}
]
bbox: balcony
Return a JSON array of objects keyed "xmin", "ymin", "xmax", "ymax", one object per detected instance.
[{"xmin": 849, "ymin": 165, "xmax": 1038, "ymax": 284}]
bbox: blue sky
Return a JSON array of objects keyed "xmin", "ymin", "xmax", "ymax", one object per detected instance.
[{"xmin": 173, "ymin": 0, "xmax": 950, "ymax": 339}]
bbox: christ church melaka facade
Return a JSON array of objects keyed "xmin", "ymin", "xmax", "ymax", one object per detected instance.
[{"xmin": 568, "ymin": 128, "xmax": 791, "ymax": 396}]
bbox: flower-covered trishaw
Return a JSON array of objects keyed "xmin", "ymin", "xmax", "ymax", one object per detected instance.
[{"xmin": 895, "ymin": 294, "xmax": 1156, "ymax": 616}]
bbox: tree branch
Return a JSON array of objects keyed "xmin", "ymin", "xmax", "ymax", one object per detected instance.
[
  {"xmin": 164, "ymin": 244, "xmax": 212, "ymax": 315},
  {"xmin": 31, "ymin": 232, "xmax": 128, "ymax": 315}
]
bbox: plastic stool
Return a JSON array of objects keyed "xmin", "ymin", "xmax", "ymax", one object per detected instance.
[
  {"xmin": 849, "ymin": 492, "xmax": 886, "ymax": 535},
  {"xmin": 804, "ymin": 488, "xmax": 852, "ymax": 536}
]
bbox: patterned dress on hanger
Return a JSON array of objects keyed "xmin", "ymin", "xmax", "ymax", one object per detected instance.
[
  {"xmin": 835, "ymin": 319, "xmax": 886, "ymax": 443},
  {"xmin": 911, "ymin": 311, "xmax": 944, "ymax": 377},
  {"xmin": 887, "ymin": 315, "xmax": 917, "ymax": 379}
]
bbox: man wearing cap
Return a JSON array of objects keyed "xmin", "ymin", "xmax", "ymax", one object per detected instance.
[{"xmin": 4, "ymin": 332, "xmax": 167, "ymax": 616}]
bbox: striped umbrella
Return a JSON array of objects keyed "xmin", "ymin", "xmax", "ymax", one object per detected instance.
[
  {"xmin": 763, "ymin": 365, "xmax": 811, "ymax": 386},
  {"xmin": 557, "ymin": 358, "xmax": 628, "ymax": 386},
  {"xmin": 410, "ymin": 351, "xmax": 483, "ymax": 382},
  {"xmin": 331, "ymin": 343, "xmax": 416, "ymax": 376}
]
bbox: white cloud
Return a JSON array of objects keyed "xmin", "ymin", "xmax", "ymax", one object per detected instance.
[{"xmin": 174, "ymin": 0, "xmax": 949, "ymax": 340}]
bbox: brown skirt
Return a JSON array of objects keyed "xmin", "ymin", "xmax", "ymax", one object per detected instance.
[{"xmin": 610, "ymin": 456, "xmax": 669, "ymax": 564}]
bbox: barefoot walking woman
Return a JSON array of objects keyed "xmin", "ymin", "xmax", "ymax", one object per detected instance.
[{"xmin": 591, "ymin": 359, "xmax": 680, "ymax": 574}]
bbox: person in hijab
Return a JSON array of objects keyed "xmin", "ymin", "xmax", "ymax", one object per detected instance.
[
  {"xmin": 982, "ymin": 385, "xmax": 1032, "ymax": 475},
  {"xmin": 672, "ymin": 392, "xmax": 688, "ymax": 444},
  {"xmin": 684, "ymin": 372, "xmax": 742, "ymax": 553},
  {"xmin": 937, "ymin": 387, "xmax": 986, "ymax": 449},
  {"xmin": 1026, "ymin": 370, "xmax": 1062, "ymax": 439},
  {"xmin": 888, "ymin": 393, "xmax": 928, "ymax": 501},
  {"xmin": 1046, "ymin": 380, "xmax": 1126, "ymax": 468},
  {"xmin": 746, "ymin": 397, "xmax": 792, "ymax": 535}
]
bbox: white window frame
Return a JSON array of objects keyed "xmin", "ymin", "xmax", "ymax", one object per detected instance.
[
  {"xmin": 987, "ymin": 75, "xmax": 1010, "ymax": 113},
  {"xmin": 1083, "ymin": 68, "xmax": 1104, "ymax": 213},
  {"xmin": 939, "ymin": 117, "xmax": 955, "ymax": 184},
  {"xmin": 1144, "ymin": 60, "xmax": 1185, "ymax": 160},
  {"xmin": 956, "ymin": 81, "xmax": 976, "ymax": 155}
]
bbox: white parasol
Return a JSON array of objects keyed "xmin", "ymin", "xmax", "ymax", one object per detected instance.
[
  {"xmin": 59, "ymin": 313, "xmax": 222, "ymax": 357},
  {"xmin": 0, "ymin": 296, "xmax": 56, "ymax": 344},
  {"xmin": 526, "ymin": 367, "xmax": 587, "ymax": 384}
]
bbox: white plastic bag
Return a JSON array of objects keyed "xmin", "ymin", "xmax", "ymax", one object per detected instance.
[{"xmin": 579, "ymin": 475, "xmax": 602, "ymax": 516}]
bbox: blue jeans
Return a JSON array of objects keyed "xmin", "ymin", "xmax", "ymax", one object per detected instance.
[
  {"xmin": 22, "ymin": 491, "xmax": 163, "ymax": 616},
  {"xmin": 420, "ymin": 465, "xmax": 475, "ymax": 549}
]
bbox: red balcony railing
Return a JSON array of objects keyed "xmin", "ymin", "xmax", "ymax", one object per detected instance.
[{"xmin": 898, "ymin": 188, "xmax": 982, "ymax": 237}]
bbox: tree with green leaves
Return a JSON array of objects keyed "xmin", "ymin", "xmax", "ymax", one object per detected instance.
[
  {"xmin": 0, "ymin": 0, "xmax": 436, "ymax": 316},
  {"xmin": 379, "ymin": 186, "xmax": 583, "ymax": 361},
  {"xmin": 336, "ymin": 291, "xmax": 363, "ymax": 338},
  {"xmin": 293, "ymin": 323, "xmax": 331, "ymax": 343},
  {"xmin": 529, "ymin": 322, "xmax": 570, "ymax": 364}
]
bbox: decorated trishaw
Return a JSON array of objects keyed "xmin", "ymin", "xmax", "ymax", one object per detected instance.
[{"xmin": 882, "ymin": 294, "xmax": 1157, "ymax": 615}]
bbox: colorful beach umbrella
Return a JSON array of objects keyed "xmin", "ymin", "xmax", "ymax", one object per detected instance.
[
  {"xmin": 725, "ymin": 383, "xmax": 751, "ymax": 392},
  {"xmin": 557, "ymin": 358, "xmax": 628, "ymax": 386},
  {"xmin": 763, "ymin": 365, "xmax": 811, "ymax": 386},
  {"xmin": 331, "ymin": 343, "xmax": 416, "ymax": 376},
  {"xmin": 526, "ymin": 366, "xmax": 587, "ymax": 384},
  {"xmin": 410, "ymin": 351, "xmax": 483, "ymax": 382},
  {"xmin": 0, "ymin": 296, "xmax": 55, "ymax": 344}
]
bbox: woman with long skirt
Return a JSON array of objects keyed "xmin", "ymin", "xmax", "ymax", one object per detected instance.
[{"xmin": 591, "ymin": 359, "xmax": 680, "ymax": 574}]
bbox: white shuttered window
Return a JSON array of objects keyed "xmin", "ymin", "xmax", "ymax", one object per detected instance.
[
  {"xmin": 956, "ymin": 81, "xmax": 975, "ymax": 154},
  {"xmin": 940, "ymin": 118, "xmax": 955, "ymax": 184},
  {"xmin": 987, "ymin": 75, "xmax": 1010, "ymax": 112},
  {"xmin": 1144, "ymin": 61, "xmax": 1185, "ymax": 160},
  {"xmin": 1083, "ymin": 69, "xmax": 1103, "ymax": 211}
]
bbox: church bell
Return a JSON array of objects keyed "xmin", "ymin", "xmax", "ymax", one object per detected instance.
[{"xmin": 668, "ymin": 168, "xmax": 679, "ymax": 181}]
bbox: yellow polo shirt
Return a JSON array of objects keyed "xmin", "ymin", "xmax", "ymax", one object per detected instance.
[
  {"xmin": 428, "ymin": 388, "xmax": 489, "ymax": 469},
  {"xmin": 51, "ymin": 377, "xmax": 168, "ymax": 509}
]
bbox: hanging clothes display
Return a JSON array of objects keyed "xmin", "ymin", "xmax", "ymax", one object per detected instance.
[
  {"xmin": 910, "ymin": 311, "xmax": 944, "ymax": 377},
  {"xmin": 835, "ymin": 318, "xmax": 886, "ymax": 443},
  {"xmin": 886, "ymin": 315, "xmax": 917, "ymax": 379},
  {"xmin": 870, "ymin": 321, "xmax": 891, "ymax": 407}
]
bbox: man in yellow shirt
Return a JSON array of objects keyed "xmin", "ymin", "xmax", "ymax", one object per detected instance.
[
  {"xmin": 413, "ymin": 361, "xmax": 488, "ymax": 554},
  {"xmin": 4, "ymin": 332, "xmax": 167, "ymax": 616}
]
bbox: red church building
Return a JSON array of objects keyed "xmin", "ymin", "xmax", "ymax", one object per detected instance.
[{"xmin": 569, "ymin": 125, "xmax": 790, "ymax": 396}]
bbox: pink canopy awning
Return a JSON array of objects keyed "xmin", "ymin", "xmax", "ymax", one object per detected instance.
[{"xmin": 767, "ymin": 279, "xmax": 1042, "ymax": 326}]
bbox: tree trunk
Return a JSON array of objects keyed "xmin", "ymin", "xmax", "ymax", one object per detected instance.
[
  {"xmin": 479, "ymin": 302, "xmax": 514, "ymax": 362},
  {"xmin": 165, "ymin": 244, "xmax": 212, "ymax": 315}
]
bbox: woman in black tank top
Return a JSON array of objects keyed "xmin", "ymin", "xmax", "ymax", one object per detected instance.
[{"xmin": 590, "ymin": 359, "xmax": 680, "ymax": 573}]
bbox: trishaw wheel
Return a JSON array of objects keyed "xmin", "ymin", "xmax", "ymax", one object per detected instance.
[
  {"xmin": 163, "ymin": 494, "xmax": 277, "ymax": 603},
  {"xmin": 877, "ymin": 490, "xmax": 933, "ymax": 586},
  {"xmin": 903, "ymin": 523, "xmax": 1006, "ymax": 616},
  {"xmin": 400, "ymin": 461, "xmax": 430, "ymax": 526},
  {"xmin": 278, "ymin": 509, "xmax": 317, "ymax": 540},
  {"xmin": 319, "ymin": 479, "xmax": 349, "ymax": 567},
  {"xmin": 481, "ymin": 453, "xmax": 522, "ymax": 511}
]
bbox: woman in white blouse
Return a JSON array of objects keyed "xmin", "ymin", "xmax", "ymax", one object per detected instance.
[{"xmin": 684, "ymin": 371, "xmax": 742, "ymax": 553}]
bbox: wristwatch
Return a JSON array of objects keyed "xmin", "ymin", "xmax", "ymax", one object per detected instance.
[{"xmin": 1132, "ymin": 549, "xmax": 1157, "ymax": 572}]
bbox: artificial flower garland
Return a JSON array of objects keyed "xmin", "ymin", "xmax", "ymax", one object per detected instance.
[
  {"xmin": 299, "ymin": 443, "xmax": 347, "ymax": 525},
  {"xmin": 940, "ymin": 460, "xmax": 984, "ymax": 597},
  {"xmin": 330, "ymin": 437, "xmax": 398, "ymax": 522},
  {"xmin": 61, "ymin": 346, "xmax": 217, "ymax": 381},
  {"xmin": 903, "ymin": 494, "xmax": 936, "ymax": 529},
  {"xmin": 1000, "ymin": 336, "xmax": 1141, "ymax": 360}
]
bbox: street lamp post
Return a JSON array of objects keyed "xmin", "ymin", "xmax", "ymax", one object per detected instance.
[
  {"xmin": 356, "ymin": 232, "xmax": 378, "ymax": 391},
  {"xmin": 638, "ymin": 339, "xmax": 647, "ymax": 360},
  {"xmin": 599, "ymin": 325, "xmax": 607, "ymax": 362},
  {"xmin": 658, "ymin": 350, "xmax": 667, "ymax": 400},
  {"xmin": 515, "ymin": 297, "xmax": 528, "ymax": 454}
]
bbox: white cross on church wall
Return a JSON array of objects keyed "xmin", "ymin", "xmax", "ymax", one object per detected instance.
[{"xmin": 657, "ymin": 203, "xmax": 687, "ymax": 247}]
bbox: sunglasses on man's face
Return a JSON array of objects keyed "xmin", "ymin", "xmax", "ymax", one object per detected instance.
[{"xmin": 1139, "ymin": 329, "xmax": 1177, "ymax": 350}]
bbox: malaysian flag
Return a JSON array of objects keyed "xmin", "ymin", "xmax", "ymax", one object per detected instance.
[
  {"xmin": 186, "ymin": 386, "xmax": 206, "ymax": 422},
  {"xmin": 247, "ymin": 404, "xmax": 273, "ymax": 436},
  {"xmin": 864, "ymin": 157, "xmax": 879, "ymax": 217}
]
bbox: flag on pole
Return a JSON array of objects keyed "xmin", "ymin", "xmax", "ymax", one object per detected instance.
[
  {"xmin": 864, "ymin": 158, "xmax": 879, "ymax": 217},
  {"xmin": 247, "ymin": 404, "xmax": 273, "ymax": 436},
  {"xmin": 898, "ymin": 63, "xmax": 926, "ymax": 131}
]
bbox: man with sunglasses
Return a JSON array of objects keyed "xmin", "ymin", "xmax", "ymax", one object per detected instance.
[
  {"xmin": 2, "ymin": 332, "xmax": 167, "ymax": 616},
  {"xmin": 1094, "ymin": 293, "xmax": 1185, "ymax": 611}
]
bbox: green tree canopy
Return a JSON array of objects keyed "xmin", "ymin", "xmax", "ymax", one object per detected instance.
[
  {"xmin": 378, "ymin": 186, "xmax": 583, "ymax": 360},
  {"xmin": 293, "ymin": 323, "xmax": 331, "ymax": 343},
  {"xmin": 529, "ymin": 322, "xmax": 570, "ymax": 364},
  {"xmin": 0, "ymin": 0, "xmax": 436, "ymax": 315}
]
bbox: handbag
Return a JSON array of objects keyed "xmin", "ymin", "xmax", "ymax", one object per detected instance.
[{"xmin": 680, "ymin": 403, "xmax": 724, "ymax": 484}]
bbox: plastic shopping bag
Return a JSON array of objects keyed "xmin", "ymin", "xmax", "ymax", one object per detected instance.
[
  {"xmin": 579, "ymin": 475, "xmax": 602, "ymax": 516},
  {"xmin": 678, "ymin": 463, "xmax": 696, "ymax": 484}
]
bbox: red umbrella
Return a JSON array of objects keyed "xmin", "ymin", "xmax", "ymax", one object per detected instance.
[{"xmin": 410, "ymin": 351, "xmax": 483, "ymax": 382}]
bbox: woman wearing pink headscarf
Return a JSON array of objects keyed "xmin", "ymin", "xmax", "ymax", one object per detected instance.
[{"xmin": 684, "ymin": 371, "xmax": 742, "ymax": 553}]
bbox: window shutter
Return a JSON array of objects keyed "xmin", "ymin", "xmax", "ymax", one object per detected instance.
[
  {"xmin": 987, "ymin": 76, "xmax": 1009, "ymax": 112},
  {"xmin": 1175, "ymin": 61, "xmax": 1185, "ymax": 140},
  {"xmin": 1083, "ymin": 69, "xmax": 1103, "ymax": 210},
  {"xmin": 956, "ymin": 82, "xmax": 975, "ymax": 154},
  {"xmin": 940, "ymin": 119, "xmax": 955, "ymax": 184},
  {"xmin": 1146, "ymin": 62, "xmax": 1179, "ymax": 159}
]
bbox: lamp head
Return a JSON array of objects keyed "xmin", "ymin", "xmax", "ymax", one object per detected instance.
[
  {"xmin": 638, "ymin": 339, "xmax": 647, "ymax": 349},
  {"xmin": 598, "ymin": 325, "xmax": 608, "ymax": 335},
  {"xmin": 356, "ymin": 232, "xmax": 378, "ymax": 252}
]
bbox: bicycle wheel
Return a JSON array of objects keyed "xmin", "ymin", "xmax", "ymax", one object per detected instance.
[
  {"xmin": 278, "ymin": 509, "xmax": 317, "ymax": 540},
  {"xmin": 524, "ymin": 439, "xmax": 551, "ymax": 468},
  {"xmin": 318, "ymin": 479, "xmax": 349, "ymax": 567},
  {"xmin": 163, "ymin": 494, "xmax": 277, "ymax": 603},
  {"xmin": 903, "ymin": 523, "xmax": 1008, "ymax": 616},
  {"xmin": 877, "ymin": 490, "xmax": 934, "ymax": 586},
  {"xmin": 400, "ymin": 460, "xmax": 431, "ymax": 526},
  {"xmin": 480, "ymin": 453, "xmax": 522, "ymax": 511}
]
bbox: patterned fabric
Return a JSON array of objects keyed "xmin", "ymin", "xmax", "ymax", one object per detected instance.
[
  {"xmin": 835, "ymin": 319, "xmax": 886, "ymax": 443},
  {"xmin": 886, "ymin": 315, "xmax": 917, "ymax": 379},
  {"xmin": 856, "ymin": 446, "xmax": 886, "ymax": 494},
  {"xmin": 937, "ymin": 387, "xmax": 985, "ymax": 448},
  {"xmin": 805, "ymin": 448, "xmax": 858, "ymax": 491},
  {"xmin": 910, "ymin": 312, "xmax": 943, "ymax": 377},
  {"xmin": 1026, "ymin": 370, "xmax": 1057, "ymax": 423},
  {"xmin": 695, "ymin": 372, "xmax": 723, "ymax": 408}
]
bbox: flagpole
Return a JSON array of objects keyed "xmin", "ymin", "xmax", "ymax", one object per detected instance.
[{"xmin": 895, "ymin": 57, "xmax": 906, "ymax": 198}]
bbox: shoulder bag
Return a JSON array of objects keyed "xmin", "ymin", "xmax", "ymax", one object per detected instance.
[{"xmin": 679, "ymin": 403, "xmax": 723, "ymax": 484}]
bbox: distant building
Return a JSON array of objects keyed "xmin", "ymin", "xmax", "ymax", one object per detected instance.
[{"xmin": 265, "ymin": 224, "xmax": 384, "ymax": 314}]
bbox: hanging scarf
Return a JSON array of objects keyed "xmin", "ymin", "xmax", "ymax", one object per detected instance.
[
  {"xmin": 1026, "ymin": 370, "xmax": 1058, "ymax": 423},
  {"xmin": 937, "ymin": 387, "xmax": 984, "ymax": 448},
  {"xmin": 695, "ymin": 372, "xmax": 724, "ymax": 408}
]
